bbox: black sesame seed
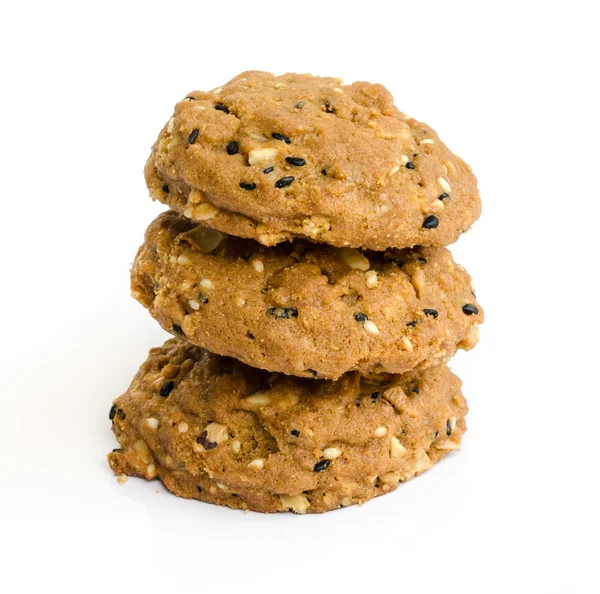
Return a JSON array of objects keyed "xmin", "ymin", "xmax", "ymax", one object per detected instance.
[
  {"xmin": 188, "ymin": 129, "xmax": 199, "ymax": 144},
  {"xmin": 295, "ymin": 101, "xmax": 306, "ymax": 109},
  {"xmin": 272, "ymin": 132, "xmax": 291, "ymax": 144},
  {"xmin": 198, "ymin": 293, "xmax": 209, "ymax": 304},
  {"xmin": 411, "ymin": 385, "xmax": 420, "ymax": 394},
  {"xmin": 423, "ymin": 215, "xmax": 439, "ymax": 229},
  {"xmin": 371, "ymin": 392, "xmax": 380, "ymax": 402},
  {"xmin": 275, "ymin": 176, "xmax": 295, "ymax": 188},
  {"xmin": 109, "ymin": 404, "xmax": 117, "ymax": 421},
  {"xmin": 439, "ymin": 193, "xmax": 450, "ymax": 201},
  {"xmin": 423, "ymin": 308, "xmax": 439, "ymax": 318},
  {"xmin": 314, "ymin": 459, "xmax": 331, "ymax": 472},
  {"xmin": 388, "ymin": 257, "xmax": 404, "ymax": 268},
  {"xmin": 291, "ymin": 429, "xmax": 300, "ymax": 437},
  {"xmin": 196, "ymin": 431, "xmax": 217, "ymax": 450},
  {"xmin": 162, "ymin": 184, "xmax": 169, "ymax": 193},
  {"xmin": 263, "ymin": 166, "xmax": 274, "ymax": 174},
  {"xmin": 226, "ymin": 141, "xmax": 239, "ymax": 155},
  {"xmin": 321, "ymin": 169, "xmax": 327, "ymax": 176},
  {"xmin": 267, "ymin": 306, "xmax": 298, "ymax": 319},
  {"xmin": 354, "ymin": 313, "xmax": 368, "ymax": 322},
  {"xmin": 406, "ymin": 161, "xmax": 416, "ymax": 169},
  {"xmin": 462, "ymin": 303, "xmax": 479, "ymax": 315},
  {"xmin": 197, "ymin": 486, "xmax": 203, "ymax": 493},
  {"xmin": 286, "ymin": 156, "xmax": 306, "ymax": 167},
  {"xmin": 324, "ymin": 100, "xmax": 336, "ymax": 114},
  {"xmin": 418, "ymin": 257, "xmax": 427, "ymax": 264},
  {"xmin": 173, "ymin": 324, "xmax": 184, "ymax": 335},
  {"xmin": 446, "ymin": 419, "xmax": 453, "ymax": 436},
  {"xmin": 214, "ymin": 103, "xmax": 230, "ymax": 114},
  {"xmin": 306, "ymin": 369, "xmax": 318, "ymax": 377},
  {"xmin": 159, "ymin": 381, "xmax": 174, "ymax": 397},
  {"xmin": 112, "ymin": 448, "xmax": 122, "ymax": 453},
  {"xmin": 434, "ymin": 430, "xmax": 439, "ymax": 439},
  {"xmin": 406, "ymin": 320, "xmax": 418, "ymax": 327},
  {"xmin": 239, "ymin": 182, "xmax": 257, "ymax": 191}
]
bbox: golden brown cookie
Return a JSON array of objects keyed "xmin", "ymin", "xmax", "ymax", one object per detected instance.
[
  {"xmin": 108, "ymin": 339, "xmax": 468, "ymax": 514},
  {"xmin": 131, "ymin": 211, "xmax": 483, "ymax": 379},
  {"xmin": 146, "ymin": 71, "xmax": 481, "ymax": 250}
]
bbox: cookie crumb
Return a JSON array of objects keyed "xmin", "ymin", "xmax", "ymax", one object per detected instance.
[{"xmin": 117, "ymin": 474, "xmax": 127, "ymax": 485}]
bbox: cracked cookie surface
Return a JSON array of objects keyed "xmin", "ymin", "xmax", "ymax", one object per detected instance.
[
  {"xmin": 131, "ymin": 211, "xmax": 483, "ymax": 379},
  {"xmin": 146, "ymin": 71, "xmax": 480, "ymax": 250},
  {"xmin": 108, "ymin": 339, "xmax": 468, "ymax": 514}
]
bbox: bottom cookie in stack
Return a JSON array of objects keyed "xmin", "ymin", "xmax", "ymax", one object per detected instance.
[{"xmin": 108, "ymin": 339, "xmax": 467, "ymax": 513}]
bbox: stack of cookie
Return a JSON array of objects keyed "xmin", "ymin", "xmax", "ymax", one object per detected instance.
[{"xmin": 108, "ymin": 71, "xmax": 483, "ymax": 513}]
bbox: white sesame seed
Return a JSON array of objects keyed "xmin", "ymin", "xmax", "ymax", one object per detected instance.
[
  {"xmin": 188, "ymin": 299, "xmax": 200, "ymax": 311},
  {"xmin": 323, "ymin": 447, "xmax": 342, "ymax": 460},
  {"xmin": 145, "ymin": 464, "xmax": 157, "ymax": 479},
  {"xmin": 253, "ymin": 260, "xmax": 264, "ymax": 273},
  {"xmin": 145, "ymin": 418, "xmax": 159, "ymax": 430},
  {"xmin": 235, "ymin": 297, "xmax": 246, "ymax": 307},
  {"xmin": 389, "ymin": 165, "xmax": 400, "ymax": 176},
  {"xmin": 333, "ymin": 87, "xmax": 343, "ymax": 94},
  {"xmin": 177, "ymin": 255, "xmax": 190, "ymax": 265},
  {"xmin": 232, "ymin": 440, "xmax": 241, "ymax": 453},
  {"xmin": 401, "ymin": 336, "xmax": 414, "ymax": 352},
  {"xmin": 216, "ymin": 482, "xmax": 226, "ymax": 489},
  {"xmin": 177, "ymin": 422, "xmax": 189, "ymax": 433},
  {"xmin": 400, "ymin": 154, "xmax": 410, "ymax": 163},
  {"xmin": 167, "ymin": 117, "xmax": 175, "ymax": 133},
  {"xmin": 437, "ymin": 177, "xmax": 451, "ymax": 192},
  {"xmin": 420, "ymin": 139, "xmax": 434, "ymax": 145},
  {"xmin": 365, "ymin": 270, "xmax": 378, "ymax": 288},
  {"xmin": 200, "ymin": 279, "xmax": 214, "ymax": 290},
  {"xmin": 364, "ymin": 320, "xmax": 380, "ymax": 336},
  {"xmin": 374, "ymin": 426, "xmax": 387, "ymax": 437},
  {"xmin": 248, "ymin": 459, "xmax": 264, "ymax": 471},
  {"xmin": 429, "ymin": 199, "xmax": 444, "ymax": 213},
  {"xmin": 194, "ymin": 105, "xmax": 206, "ymax": 110},
  {"xmin": 449, "ymin": 416, "xmax": 457, "ymax": 432}
]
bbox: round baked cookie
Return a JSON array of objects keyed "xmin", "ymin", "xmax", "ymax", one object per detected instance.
[
  {"xmin": 146, "ymin": 71, "xmax": 480, "ymax": 250},
  {"xmin": 131, "ymin": 211, "xmax": 483, "ymax": 379},
  {"xmin": 108, "ymin": 339, "xmax": 468, "ymax": 514}
]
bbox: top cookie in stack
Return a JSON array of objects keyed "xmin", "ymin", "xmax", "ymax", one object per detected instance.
[{"xmin": 145, "ymin": 71, "xmax": 481, "ymax": 251}]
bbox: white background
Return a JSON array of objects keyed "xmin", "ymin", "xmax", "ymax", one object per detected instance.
[{"xmin": 1, "ymin": 1, "xmax": 599, "ymax": 593}]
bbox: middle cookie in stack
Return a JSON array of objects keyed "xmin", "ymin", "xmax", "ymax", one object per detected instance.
[{"xmin": 112, "ymin": 71, "xmax": 483, "ymax": 513}]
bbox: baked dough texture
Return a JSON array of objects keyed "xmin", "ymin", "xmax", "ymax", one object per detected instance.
[
  {"xmin": 108, "ymin": 339, "xmax": 468, "ymax": 514},
  {"xmin": 146, "ymin": 71, "xmax": 480, "ymax": 250},
  {"xmin": 131, "ymin": 211, "xmax": 483, "ymax": 379}
]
